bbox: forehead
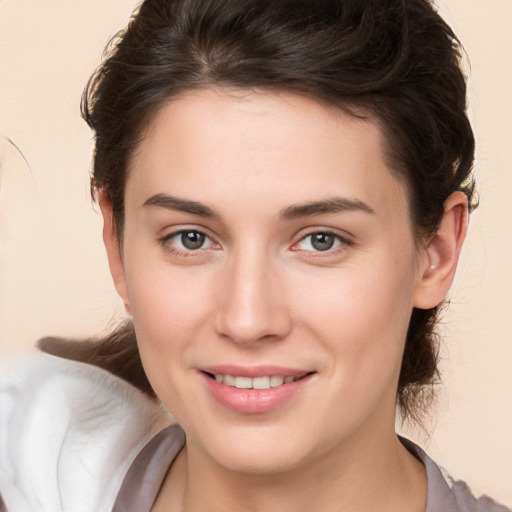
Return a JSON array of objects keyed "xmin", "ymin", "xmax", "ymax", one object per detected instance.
[{"xmin": 126, "ymin": 88, "xmax": 408, "ymax": 220}]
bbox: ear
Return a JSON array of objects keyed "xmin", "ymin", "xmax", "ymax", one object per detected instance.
[
  {"xmin": 98, "ymin": 191, "xmax": 131, "ymax": 315},
  {"xmin": 413, "ymin": 191, "xmax": 469, "ymax": 309}
]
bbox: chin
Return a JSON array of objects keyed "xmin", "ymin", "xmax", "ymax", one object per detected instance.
[
  {"xmin": 210, "ymin": 444, "xmax": 310, "ymax": 475},
  {"xmin": 188, "ymin": 421, "xmax": 326, "ymax": 475}
]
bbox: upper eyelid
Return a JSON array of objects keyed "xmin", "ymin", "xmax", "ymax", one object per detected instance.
[
  {"xmin": 160, "ymin": 226, "xmax": 214, "ymax": 241},
  {"xmin": 158, "ymin": 227, "xmax": 353, "ymax": 251},
  {"xmin": 294, "ymin": 227, "xmax": 353, "ymax": 243},
  {"xmin": 159, "ymin": 230, "xmax": 219, "ymax": 257},
  {"xmin": 296, "ymin": 232, "xmax": 348, "ymax": 245},
  {"xmin": 290, "ymin": 229, "xmax": 354, "ymax": 253}
]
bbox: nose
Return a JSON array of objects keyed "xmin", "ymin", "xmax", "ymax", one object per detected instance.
[{"xmin": 214, "ymin": 248, "xmax": 292, "ymax": 345}]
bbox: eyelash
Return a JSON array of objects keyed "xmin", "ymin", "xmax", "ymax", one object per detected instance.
[
  {"xmin": 159, "ymin": 229, "xmax": 352, "ymax": 257},
  {"xmin": 159, "ymin": 229, "xmax": 218, "ymax": 256},
  {"xmin": 292, "ymin": 231, "xmax": 352, "ymax": 256}
]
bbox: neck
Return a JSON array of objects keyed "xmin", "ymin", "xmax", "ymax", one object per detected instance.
[{"xmin": 155, "ymin": 425, "xmax": 427, "ymax": 512}]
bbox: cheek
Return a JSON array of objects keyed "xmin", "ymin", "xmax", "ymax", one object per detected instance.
[
  {"xmin": 123, "ymin": 256, "xmax": 215, "ymax": 420},
  {"xmin": 296, "ymin": 256, "xmax": 416, "ymax": 379},
  {"xmin": 295, "ymin": 269, "xmax": 415, "ymax": 434},
  {"xmin": 124, "ymin": 247, "xmax": 212, "ymax": 329},
  {"xmin": 121, "ymin": 246, "xmax": 218, "ymax": 387}
]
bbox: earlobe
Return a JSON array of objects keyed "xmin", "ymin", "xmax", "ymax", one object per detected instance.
[
  {"xmin": 98, "ymin": 191, "xmax": 131, "ymax": 315},
  {"xmin": 413, "ymin": 191, "xmax": 469, "ymax": 309}
]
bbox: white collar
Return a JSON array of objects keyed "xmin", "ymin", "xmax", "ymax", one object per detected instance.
[{"xmin": 0, "ymin": 353, "xmax": 170, "ymax": 512}]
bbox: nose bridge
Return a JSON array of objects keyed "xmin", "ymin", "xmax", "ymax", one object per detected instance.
[{"xmin": 215, "ymin": 242, "xmax": 290, "ymax": 344}]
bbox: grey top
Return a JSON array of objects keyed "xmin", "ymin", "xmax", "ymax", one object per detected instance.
[{"xmin": 113, "ymin": 426, "xmax": 511, "ymax": 512}]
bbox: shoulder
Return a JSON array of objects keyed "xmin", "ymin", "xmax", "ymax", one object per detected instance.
[
  {"xmin": 400, "ymin": 437, "xmax": 511, "ymax": 512},
  {"xmin": 448, "ymin": 480, "xmax": 511, "ymax": 512},
  {"xmin": 0, "ymin": 352, "xmax": 171, "ymax": 512}
]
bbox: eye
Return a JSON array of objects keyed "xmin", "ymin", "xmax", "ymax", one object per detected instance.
[
  {"xmin": 163, "ymin": 229, "xmax": 216, "ymax": 252},
  {"xmin": 294, "ymin": 232, "xmax": 347, "ymax": 252}
]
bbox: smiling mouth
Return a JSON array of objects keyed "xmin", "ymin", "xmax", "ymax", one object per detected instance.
[{"xmin": 204, "ymin": 372, "xmax": 312, "ymax": 390}]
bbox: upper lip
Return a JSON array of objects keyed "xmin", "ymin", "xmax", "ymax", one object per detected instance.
[{"xmin": 200, "ymin": 365, "xmax": 313, "ymax": 378}]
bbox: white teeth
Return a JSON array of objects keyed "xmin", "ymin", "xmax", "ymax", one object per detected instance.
[
  {"xmin": 270, "ymin": 375, "xmax": 285, "ymax": 387},
  {"xmin": 213, "ymin": 374, "xmax": 300, "ymax": 389},
  {"xmin": 252, "ymin": 376, "xmax": 271, "ymax": 389},
  {"xmin": 235, "ymin": 376, "xmax": 252, "ymax": 389},
  {"xmin": 224, "ymin": 375, "xmax": 236, "ymax": 386}
]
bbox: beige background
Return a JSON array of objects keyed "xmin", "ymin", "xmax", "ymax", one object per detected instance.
[{"xmin": 1, "ymin": 0, "xmax": 511, "ymax": 504}]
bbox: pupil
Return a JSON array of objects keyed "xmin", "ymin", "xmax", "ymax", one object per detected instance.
[
  {"xmin": 312, "ymin": 233, "xmax": 334, "ymax": 251},
  {"xmin": 181, "ymin": 231, "xmax": 205, "ymax": 250}
]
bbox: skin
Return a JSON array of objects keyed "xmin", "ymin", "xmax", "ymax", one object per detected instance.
[{"xmin": 100, "ymin": 88, "xmax": 468, "ymax": 512}]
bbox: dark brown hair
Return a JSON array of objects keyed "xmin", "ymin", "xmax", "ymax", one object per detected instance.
[{"xmin": 40, "ymin": 0, "xmax": 476, "ymax": 423}]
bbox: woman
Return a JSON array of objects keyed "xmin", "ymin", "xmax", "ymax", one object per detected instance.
[{"xmin": 0, "ymin": 0, "xmax": 509, "ymax": 510}]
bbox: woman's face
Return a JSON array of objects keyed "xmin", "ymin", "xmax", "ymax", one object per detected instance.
[{"xmin": 108, "ymin": 88, "xmax": 433, "ymax": 473}]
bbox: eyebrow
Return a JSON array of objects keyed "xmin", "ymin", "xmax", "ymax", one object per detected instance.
[
  {"xmin": 142, "ymin": 193, "xmax": 220, "ymax": 218},
  {"xmin": 279, "ymin": 197, "xmax": 375, "ymax": 220},
  {"xmin": 142, "ymin": 193, "xmax": 375, "ymax": 220}
]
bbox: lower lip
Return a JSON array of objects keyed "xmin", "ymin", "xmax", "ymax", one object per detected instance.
[{"xmin": 202, "ymin": 373, "xmax": 313, "ymax": 414}]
